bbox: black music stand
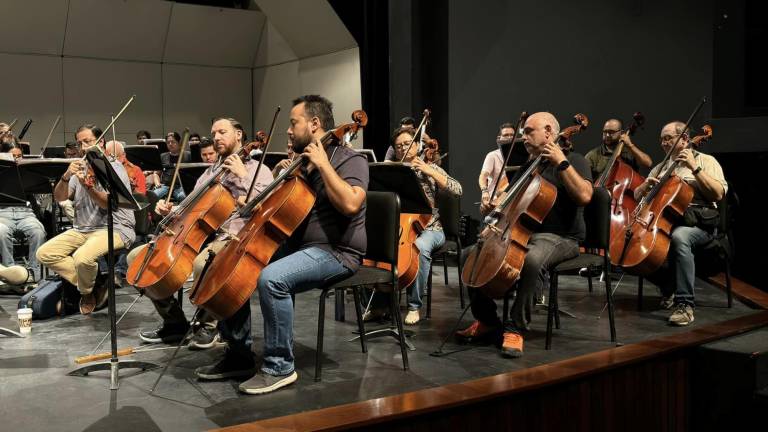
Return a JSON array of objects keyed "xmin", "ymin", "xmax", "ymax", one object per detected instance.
[
  {"xmin": 188, "ymin": 143, "xmax": 202, "ymax": 162},
  {"xmin": 356, "ymin": 148, "xmax": 377, "ymax": 163},
  {"xmin": 67, "ymin": 150, "xmax": 156, "ymax": 390},
  {"xmin": 43, "ymin": 146, "xmax": 66, "ymax": 158},
  {"xmin": 140, "ymin": 138, "xmax": 167, "ymax": 154},
  {"xmin": 19, "ymin": 142, "xmax": 31, "ymax": 155},
  {"xmin": 499, "ymin": 138, "xmax": 529, "ymax": 181},
  {"xmin": 124, "ymin": 145, "xmax": 162, "ymax": 172},
  {"xmin": 177, "ymin": 163, "xmax": 211, "ymax": 196},
  {"xmin": 262, "ymin": 152, "xmax": 288, "ymax": 170},
  {"xmin": 17, "ymin": 158, "xmax": 76, "ymax": 235}
]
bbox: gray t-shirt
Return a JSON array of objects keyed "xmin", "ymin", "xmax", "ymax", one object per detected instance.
[{"xmin": 69, "ymin": 160, "xmax": 136, "ymax": 247}]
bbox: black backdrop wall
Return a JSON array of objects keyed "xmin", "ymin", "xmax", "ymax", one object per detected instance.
[{"xmin": 334, "ymin": 0, "xmax": 765, "ymax": 288}]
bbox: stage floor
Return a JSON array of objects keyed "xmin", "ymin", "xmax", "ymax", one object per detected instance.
[{"xmin": 0, "ymin": 268, "xmax": 758, "ymax": 431}]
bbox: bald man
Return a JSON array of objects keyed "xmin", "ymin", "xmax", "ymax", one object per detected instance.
[
  {"xmin": 457, "ymin": 112, "xmax": 593, "ymax": 358},
  {"xmin": 633, "ymin": 121, "xmax": 728, "ymax": 327},
  {"xmin": 585, "ymin": 118, "xmax": 652, "ymax": 180},
  {"xmin": 105, "ymin": 140, "xmax": 146, "ymax": 194}
]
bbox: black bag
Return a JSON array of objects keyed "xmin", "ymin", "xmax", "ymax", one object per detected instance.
[
  {"xmin": 17, "ymin": 277, "xmax": 80, "ymax": 319},
  {"xmin": 682, "ymin": 206, "xmax": 720, "ymax": 232}
]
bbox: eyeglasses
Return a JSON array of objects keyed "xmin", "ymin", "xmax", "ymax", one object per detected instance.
[
  {"xmin": 394, "ymin": 141, "xmax": 414, "ymax": 150},
  {"xmin": 602, "ymin": 130, "xmax": 620, "ymax": 135},
  {"xmin": 660, "ymin": 134, "xmax": 680, "ymax": 143},
  {"xmin": 77, "ymin": 138, "xmax": 96, "ymax": 146}
]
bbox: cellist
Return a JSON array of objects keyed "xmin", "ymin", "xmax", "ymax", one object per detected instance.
[
  {"xmin": 126, "ymin": 117, "xmax": 273, "ymax": 348},
  {"xmin": 585, "ymin": 118, "xmax": 652, "ymax": 180},
  {"xmin": 365, "ymin": 126, "xmax": 463, "ymax": 325},
  {"xmin": 456, "ymin": 112, "xmax": 593, "ymax": 358},
  {"xmin": 195, "ymin": 95, "xmax": 368, "ymax": 395},
  {"xmin": 633, "ymin": 121, "xmax": 727, "ymax": 326}
]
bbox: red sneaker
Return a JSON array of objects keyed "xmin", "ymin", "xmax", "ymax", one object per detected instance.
[
  {"xmin": 501, "ymin": 332, "xmax": 524, "ymax": 358},
  {"xmin": 455, "ymin": 320, "xmax": 496, "ymax": 342}
]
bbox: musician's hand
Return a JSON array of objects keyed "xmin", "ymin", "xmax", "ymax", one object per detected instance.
[
  {"xmin": 302, "ymin": 139, "xmax": 330, "ymax": 170},
  {"xmin": 411, "ymin": 157, "xmax": 437, "ymax": 178},
  {"xmin": 619, "ymin": 132, "xmax": 634, "ymax": 148},
  {"xmin": 675, "ymin": 148, "xmax": 697, "ymax": 171},
  {"xmin": 236, "ymin": 196, "xmax": 247, "ymax": 207},
  {"xmin": 541, "ymin": 140, "xmax": 567, "ymax": 166},
  {"xmin": 480, "ymin": 192, "xmax": 493, "ymax": 215},
  {"xmin": 275, "ymin": 159, "xmax": 292, "ymax": 172},
  {"xmin": 222, "ymin": 154, "xmax": 247, "ymax": 178},
  {"xmin": 64, "ymin": 160, "xmax": 83, "ymax": 182},
  {"xmin": 155, "ymin": 200, "xmax": 173, "ymax": 216}
]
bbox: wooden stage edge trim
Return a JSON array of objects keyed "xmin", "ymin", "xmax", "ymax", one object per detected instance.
[{"xmin": 215, "ymin": 276, "xmax": 768, "ymax": 432}]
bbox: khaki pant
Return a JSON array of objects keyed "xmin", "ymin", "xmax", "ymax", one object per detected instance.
[
  {"xmin": 126, "ymin": 239, "xmax": 229, "ymax": 326},
  {"xmin": 36, "ymin": 229, "xmax": 125, "ymax": 295}
]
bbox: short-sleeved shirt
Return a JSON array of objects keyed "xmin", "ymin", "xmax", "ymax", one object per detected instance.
[
  {"xmin": 159, "ymin": 151, "xmax": 191, "ymax": 185},
  {"xmin": 69, "ymin": 160, "xmax": 136, "ymax": 247},
  {"xmin": 194, "ymin": 158, "xmax": 274, "ymax": 235},
  {"xmin": 288, "ymin": 145, "xmax": 369, "ymax": 271},
  {"xmin": 509, "ymin": 152, "xmax": 592, "ymax": 242},
  {"xmin": 584, "ymin": 142, "xmax": 639, "ymax": 181},
  {"xmin": 481, "ymin": 149, "xmax": 504, "ymax": 194},
  {"xmin": 384, "ymin": 146, "xmax": 397, "ymax": 162},
  {"xmin": 647, "ymin": 150, "xmax": 727, "ymax": 207}
]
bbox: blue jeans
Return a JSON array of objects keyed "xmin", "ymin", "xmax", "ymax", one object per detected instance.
[
  {"xmin": 151, "ymin": 184, "xmax": 186, "ymax": 202},
  {"xmin": 668, "ymin": 225, "xmax": 713, "ymax": 307},
  {"xmin": 219, "ymin": 246, "xmax": 353, "ymax": 376},
  {"xmin": 0, "ymin": 207, "xmax": 46, "ymax": 281}
]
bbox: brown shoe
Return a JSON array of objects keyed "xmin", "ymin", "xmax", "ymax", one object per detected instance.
[
  {"xmin": 455, "ymin": 320, "xmax": 497, "ymax": 343},
  {"xmin": 93, "ymin": 282, "xmax": 109, "ymax": 311},
  {"xmin": 79, "ymin": 293, "xmax": 96, "ymax": 315},
  {"xmin": 501, "ymin": 331, "xmax": 524, "ymax": 358}
]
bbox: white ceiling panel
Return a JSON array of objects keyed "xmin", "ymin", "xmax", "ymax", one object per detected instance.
[
  {"xmin": 164, "ymin": 3, "xmax": 266, "ymax": 68},
  {"xmin": 163, "ymin": 64, "xmax": 252, "ymax": 137},
  {"xmin": 253, "ymin": 21, "xmax": 298, "ymax": 68},
  {"xmin": 0, "ymin": 53, "xmax": 65, "ymax": 150},
  {"xmin": 254, "ymin": 0, "xmax": 356, "ymax": 59},
  {"xmin": 64, "ymin": 0, "xmax": 172, "ymax": 62},
  {"xmin": 62, "ymin": 57, "xmax": 163, "ymax": 137},
  {"xmin": 0, "ymin": 0, "xmax": 68, "ymax": 55}
]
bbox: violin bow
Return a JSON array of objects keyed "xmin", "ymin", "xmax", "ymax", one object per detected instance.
[
  {"xmin": 39, "ymin": 115, "xmax": 61, "ymax": 157},
  {"xmin": 165, "ymin": 128, "xmax": 191, "ymax": 203},
  {"xmin": 246, "ymin": 106, "xmax": 281, "ymax": 201}
]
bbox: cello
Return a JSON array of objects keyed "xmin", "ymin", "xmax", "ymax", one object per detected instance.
[
  {"xmin": 690, "ymin": 125, "xmax": 713, "ymax": 149},
  {"xmin": 595, "ymin": 112, "xmax": 647, "ymax": 255},
  {"xmin": 462, "ymin": 113, "xmax": 588, "ymax": 298},
  {"xmin": 613, "ymin": 98, "xmax": 707, "ymax": 275},
  {"xmin": 190, "ymin": 110, "xmax": 368, "ymax": 319}
]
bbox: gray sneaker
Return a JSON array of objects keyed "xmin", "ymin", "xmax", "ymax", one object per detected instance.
[
  {"xmin": 195, "ymin": 353, "xmax": 256, "ymax": 380},
  {"xmin": 669, "ymin": 304, "xmax": 694, "ymax": 326},
  {"xmin": 238, "ymin": 371, "xmax": 298, "ymax": 395}
]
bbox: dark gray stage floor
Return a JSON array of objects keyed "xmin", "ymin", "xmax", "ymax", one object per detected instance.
[{"xmin": 0, "ymin": 267, "xmax": 757, "ymax": 431}]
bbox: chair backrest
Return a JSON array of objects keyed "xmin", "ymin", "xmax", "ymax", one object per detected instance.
[
  {"xmin": 582, "ymin": 187, "xmax": 611, "ymax": 250},
  {"xmin": 363, "ymin": 191, "xmax": 400, "ymax": 266},
  {"xmin": 435, "ymin": 188, "xmax": 461, "ymax": 238},
  {"xmin": 133, "ymin": 193, "xmax": 151, "ymax": 236}
]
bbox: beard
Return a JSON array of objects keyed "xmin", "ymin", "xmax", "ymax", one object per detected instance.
[{"xmin": 291, "ymin": 131, "xmax": 313, "ymax": 153}]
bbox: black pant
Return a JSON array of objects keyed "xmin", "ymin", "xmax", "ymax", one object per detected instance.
[
  {"xmin": 151, "ymin": 295, "xmax": 215, "ymax": 328},
  {"xmin": 465, "ymin": 232, "xmax": 579, "ymax": 332}
]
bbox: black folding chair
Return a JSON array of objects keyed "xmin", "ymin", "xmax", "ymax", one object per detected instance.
[{"xmin": 426, "ymin": 189, "xmax": 465, "ymax": 318}]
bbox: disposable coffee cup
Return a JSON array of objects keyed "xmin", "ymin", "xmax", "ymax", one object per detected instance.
[{"xmin": 17, "ymin": 308, "xmax": 32, "ymax": 335}]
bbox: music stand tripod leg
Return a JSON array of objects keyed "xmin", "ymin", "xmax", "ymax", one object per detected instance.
[{"xmin": 0, "ymin": 327, "xmax": 24, "ymax": 338}]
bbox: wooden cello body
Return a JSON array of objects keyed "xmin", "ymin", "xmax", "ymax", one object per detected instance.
[
  {"xmin": 190, "ymin": 175, "xmax": 315, "ymax": 319},
  {"xmin": 364, "ymin": 213, "xmax": 431, "ymax": 289},
  {"xmin": 462, "ymin": 171, "xmax": 557, "ymax": 298}
]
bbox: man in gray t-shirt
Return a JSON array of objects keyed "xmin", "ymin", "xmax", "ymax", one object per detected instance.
[{"xmin": 36, "ymin": 124, "xmax": 135, "ymax": 315}]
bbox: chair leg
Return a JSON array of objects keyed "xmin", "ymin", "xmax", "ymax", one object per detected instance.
[
  {"xmin": 315, "ymin": 289, "xmax": 330, "ymax": 382},
  {"xmin": 351, "ymin": 287, "xmax": 367, "ymax": 353},
  {"xmin": 457, "ymin": 238, "xmax": 466, "ymax": 309},
  {"xmin": 442, "ymin": 251, "xmax": 449, "ymax": 286},
  {"xmin": 427, "ymin": 263, "xmax": 433, "ymax": 319},
  {"xmin": 391, "ymin": 290, "xmax": 409, "ymax": 371},
  {"xmin": 553, "ymin": 273, "xmax": 561, "ymax": 330},
  {"xmin": 637, "ymin": 276, "xmax": 644, "ymax": 311},
  {"xmin": 725, "ymin": 259, "xmax": 733, "ymax": 308},
  {"xmin": 546, "ymin": 273, "xmax": 558, "ymax": 350},
  {"xmin": 605, "ymin": 263, "xmax": 617, "ymax": 343},
  {"xmin": 587, "ymin": 275, "xmax": 593, "ymax": 293}
]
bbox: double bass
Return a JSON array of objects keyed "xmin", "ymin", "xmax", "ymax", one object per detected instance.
[
  {"xmin": 462, "ymin": 113, "xmax": 589, "ymax": 298},
  {"xmin": 595, "ymin": 112, "xmax": 646, "ymax": 253},
  {"xmin": 190, "ymin": 110, "xmax": 368, "ymax": 319},
  {"xmin": 612, "ymin": 98, "xmax": 706, "ymax": 275}
]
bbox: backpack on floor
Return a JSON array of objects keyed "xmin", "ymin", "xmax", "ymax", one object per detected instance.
[{"xmin": 17, "ymin": 277, "xmax": 81, "ymax": 319}]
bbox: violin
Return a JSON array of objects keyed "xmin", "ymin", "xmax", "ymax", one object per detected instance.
[
  {"xmin": 190, "ymin": 110, "xmax": 368, "ymax": 319},
  {"xmin": 463, "ymin": 113, "xmax": 588, "ymax": 298},
  {"xmin": 595, "ymin": 112, "xmax": 647, "ymax": 259},
  {"xmin": 421, "ymin": 136, "xmax": 440, "ymax": 164},
  {"xmin": 612, "ymin": 98, "xmax": 706, "ymax": 275},
  {"xmin": 690, "ymin": 125, "xmax": 713, "ymax": 149}
]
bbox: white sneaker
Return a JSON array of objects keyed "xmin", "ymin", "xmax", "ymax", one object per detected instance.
[{"xmin": 404, "ymin": 310, "xmax": 420, "ymax": 325}]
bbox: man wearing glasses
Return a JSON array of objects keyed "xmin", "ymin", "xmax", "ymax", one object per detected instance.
[
  {"xmin": 37, "ymin": 124, "xmax": 135, "ymax": 315},
  {"xmin": 584, "ymin": 118, "xmax": 652, "ymax": 180},
  {"xmin": 633, "ymin": 121, "xmax": 728, "ymax": 327}
]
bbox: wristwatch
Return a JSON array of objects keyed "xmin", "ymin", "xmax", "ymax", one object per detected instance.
[
  {"xmin": 692, "ymin": 166, "xmax": 702, "ymax": 175},
  {"xmin": 557, "ymin": 160, "xmax": 571, "ymax": 172}
]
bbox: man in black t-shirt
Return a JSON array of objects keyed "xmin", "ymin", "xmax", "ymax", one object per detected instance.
[
  {"xmin": 195, "ymin": 95, "xmax": 368, "ymax": 395},
  {"xmin": 456, "ymin": 112, "xmax": 594, "ymax": 358},
  {"xmin": 149, "ymin": 131, "xmax": 191, "ymax": 202},
  {"xmin": 584, "ymin": 118, "xmax": 652, "ymax": 180}
]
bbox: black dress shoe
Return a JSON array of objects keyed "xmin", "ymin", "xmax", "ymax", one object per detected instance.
[{"xmin": 139, "ymin": 322, "xmax": 190, "ymax": 344}]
